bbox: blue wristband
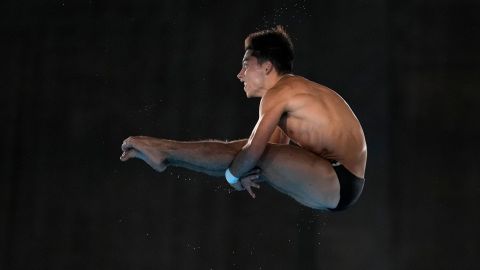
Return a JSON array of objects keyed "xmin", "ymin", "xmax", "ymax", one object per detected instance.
[{"xmin": 225, "ymin": 168, "xmax": 239, "ymax": 184}]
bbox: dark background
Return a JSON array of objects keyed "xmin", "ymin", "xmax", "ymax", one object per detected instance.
[{"xmin": 1, "ymin": 0, "xmax": 479, "ymax": 269}]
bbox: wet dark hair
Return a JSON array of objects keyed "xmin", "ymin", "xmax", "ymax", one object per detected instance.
[{"xmin": 244, "ymin": 25, "xmax": 294, "ymax": 75}]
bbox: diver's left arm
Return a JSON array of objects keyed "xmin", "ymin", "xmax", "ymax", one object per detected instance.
[{"xmin": 227, "ymin": 91, "xmax": 286, "ymax": 190}]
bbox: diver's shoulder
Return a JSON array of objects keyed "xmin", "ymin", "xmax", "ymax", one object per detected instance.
[
  {"xmin": 280, "ymin": 74, "xmax": 307, "ymax": 84},
  {"xmin": 281, "ymin": 75, "xmax": 328, "ymax": 90},
  {"xmin": 273, "ymin": 74, "xmax": 307, "ymax": 92}
]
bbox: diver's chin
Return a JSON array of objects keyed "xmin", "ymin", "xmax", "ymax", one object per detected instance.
[
  {"xmin": 244, "ymin": 85, "xmax": 259, "ymax": 98},
  {"xmin": 243, "ymin": 85, "xmax": 250, "ymax": 97}
]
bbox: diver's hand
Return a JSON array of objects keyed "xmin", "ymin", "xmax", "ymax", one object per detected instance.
[{"xmin": 230, "ymin": 168, "xmax": 262, "ymax": 199}]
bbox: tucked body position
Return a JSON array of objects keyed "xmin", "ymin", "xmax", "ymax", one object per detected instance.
[{"xmin": 120, "ymin": 26, "xmax": 367, "ymax": 212}]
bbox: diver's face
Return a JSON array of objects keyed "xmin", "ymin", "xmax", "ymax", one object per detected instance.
[{"xmin": 237, "ymin": 50, "xmax": 267, "ymax": 98}]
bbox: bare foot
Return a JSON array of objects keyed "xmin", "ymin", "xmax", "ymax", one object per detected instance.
[{"xmin": 120, "ymin": 136, "xmax": 169, "ymax": 172}]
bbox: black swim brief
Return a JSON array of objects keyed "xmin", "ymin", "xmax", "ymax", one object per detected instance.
[{"xmin": 328, "ymin": 162, "xmax": 365, "ymax": 212}]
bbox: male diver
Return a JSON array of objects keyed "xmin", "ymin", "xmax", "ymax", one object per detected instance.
[{"xmin": 120, "ymin": 26, "xmax": 367, "ymax": 211}]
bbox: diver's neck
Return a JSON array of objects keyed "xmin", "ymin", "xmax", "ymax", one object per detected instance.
[{"xmin": 260, "ymin": 73, "xmax": 292, "ymax": 97}]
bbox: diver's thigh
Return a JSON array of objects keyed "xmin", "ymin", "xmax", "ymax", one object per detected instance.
[{"xmin": 257, "ymin": 144, "xmax": 340, "ymax": 209}]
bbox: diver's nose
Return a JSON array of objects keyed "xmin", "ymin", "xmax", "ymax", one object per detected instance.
[{"xmin": 237, "ymin": 69, "xmax": 244, "ymax": 81}]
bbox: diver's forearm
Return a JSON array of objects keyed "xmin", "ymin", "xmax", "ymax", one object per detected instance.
[{"xmin": 228, "ymin": 146, "xmax": 262, "ymax": 178}]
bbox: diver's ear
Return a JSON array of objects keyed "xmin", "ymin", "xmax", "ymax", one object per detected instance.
[{"xmin": 264, "ymin": 61, "xmax": 274, "ymax": 75}]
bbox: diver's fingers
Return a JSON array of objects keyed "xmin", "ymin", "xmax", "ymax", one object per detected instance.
[
  {"xmin": 244, "ymin": 168, "xmax": 261, "ymax": 177},
  {"xmin": 245, "ymin": 185, "xmax": 256, "ymax": 199},
  {"xmin": 247, "ymin": 179, "xmax": 261, "ymax": 189},
  {"xmin": 242, "ymin": 173, "xmax": 260, "ymax": 182},
  {"xmin": 242, "ymin": 174, "xmax": 261, "ymax": 188}
]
